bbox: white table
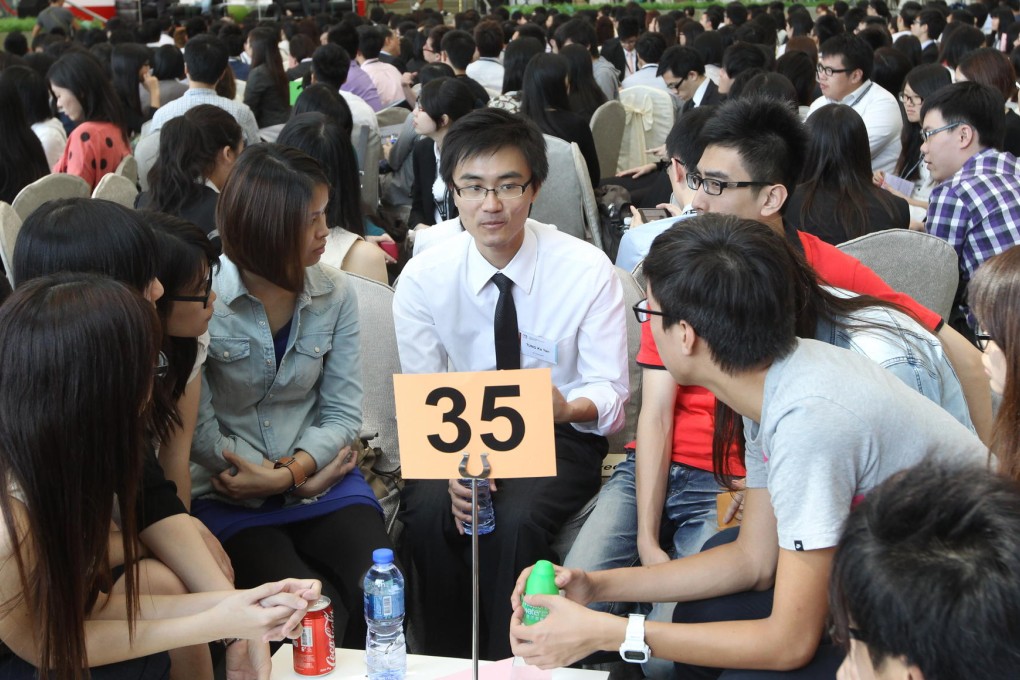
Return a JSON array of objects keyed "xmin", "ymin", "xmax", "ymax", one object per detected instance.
[{"xmin": 270, "ymin": 646, "xmax": 609, "ymax": 679}]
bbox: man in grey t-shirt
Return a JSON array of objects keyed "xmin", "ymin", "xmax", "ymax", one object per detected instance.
[
  {"xmin": 509, "ymin": 214, "xmax": 989, "ymax": 677},
  {"xmin": 33, "ymin": 0, "xmax": 76, "ymax": 38}
]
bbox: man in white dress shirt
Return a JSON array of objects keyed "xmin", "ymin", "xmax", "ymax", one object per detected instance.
[
  {"xmin": 807, "ymin": 34, "xmax": 903, "ymax": 173},
  {"xmin": 393, "ymin": 108, "xmax": 629, "ymax": 662}
]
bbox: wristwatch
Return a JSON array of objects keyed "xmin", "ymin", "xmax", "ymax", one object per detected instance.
[
  {"xmin": 274, "ymin": 455, "xmax": 307, "ymax": 492},
  {"xmin": 619, "ymin": 614, "xmax": 651, "ymax": 664}
]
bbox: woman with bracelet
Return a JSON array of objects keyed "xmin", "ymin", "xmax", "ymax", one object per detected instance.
[
  {"xmin": 190, "ymin": 144, "xmax": 392, "ymax": 647},
  {"xmin": 0, "ymin": 272, "xmax": 317, "ymax": 680}
]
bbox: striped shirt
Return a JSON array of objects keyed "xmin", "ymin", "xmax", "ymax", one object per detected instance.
[{"xmin": 149, "ymin": 87, "xmax": 262, "ymax": 145}]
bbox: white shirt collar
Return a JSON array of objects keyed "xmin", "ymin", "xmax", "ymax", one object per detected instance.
[
  {"xmin": 692, "ymin": 76, "xmax": 710, "ymax": 105},
  {"xmin": 466, "ymin": 223, "xmax": 538, "ymax": 296}
]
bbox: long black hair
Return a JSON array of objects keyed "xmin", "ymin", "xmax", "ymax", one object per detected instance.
[
  {"xmin": 0, "ymin": 272, "xmax": 160, "ymax": 680},
  {"xmin": 520, "ymin": 52, "xmax": 573, "ymax": 138},
  {"xmin": 248, "ymin": 26, "xmax": 288, "ymax": 103},
  {"xmin": 500, "ymin": 36, "xmax": 543, "ymax": 93},
  {"xmin": 278, "ymin": 112, "xmax": 365, "ymax": 235},
  {"xmin": 146, "ymin": 104, "xmax": 243, "ymax": 215},
  {"xmin": 561, "ymin": 43, "xmax": 607, "ymax": 122},
  {"xmin": 111, "ymin": 43, "xmax": 152, "ymax": 135},
  {"xmin": 798, "ymin": 104, "xmax": 901, "ymax": 240},
  {"xmin": 0, "ymin": 67, "xmax": 49, "ymax": 203}
]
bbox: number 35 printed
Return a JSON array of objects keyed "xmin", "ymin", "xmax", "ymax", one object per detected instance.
[{"xmin": 393, "ymin": 369, "xmax": 557, "ymax": 479}]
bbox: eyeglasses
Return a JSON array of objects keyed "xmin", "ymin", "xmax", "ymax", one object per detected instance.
[
  {"xmin": 453, "ymin": 178, "xmax": 534, "ymax": 201},
  {"xmin": 168, "ymin": 267, "xmax": 214, "ymax": 308},
  {"xmin": 898, "ymin": 91, "xmax": 923, "ymax": 106},
  {"xmin": 816, "ymin": 64, "xmax": 850, "ymax": 77},
  {"xmin": 155, "ymin": 351, "xmax": 169, "ymax": 378},
  {"xmin": 828, "ymin": 624, "xmax": 869, "ymax": 645},
  {"xmin": 632, "ymin": 298, "xmax": 668, "ymax": 323},
  {"xmin": 665, "ymin": 76, "xmax": 687, "ymax": 93},
  {"xmin": 686, "ymin": 173, "xmax": 771, "ymax": 196},
  {"xmin": 920, "ymin": 122, "xmax": 962, "ymax": 142}
]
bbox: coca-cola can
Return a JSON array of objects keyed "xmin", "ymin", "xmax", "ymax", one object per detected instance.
[{"xmin": 293, "ymin": 596, "xmax": 335, "ymax": 676}]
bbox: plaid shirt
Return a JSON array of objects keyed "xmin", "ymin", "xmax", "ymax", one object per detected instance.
[{"xmin": 926, "ymin": 148, "xmax": 1020, "ymax": 317}]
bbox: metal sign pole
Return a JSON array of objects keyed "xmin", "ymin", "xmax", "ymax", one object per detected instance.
[{"xmin": 459, "ymin": 452, "xmax": 490, "ymax": 680}]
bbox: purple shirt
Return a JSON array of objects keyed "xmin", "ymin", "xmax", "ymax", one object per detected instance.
[
  {"xmin": 926, "ymin": 148, "xmax": 1020, "ymax": 320},
  {"xmin": 342, "ymin": 62, "xmax": 383, "ymax": 112}
]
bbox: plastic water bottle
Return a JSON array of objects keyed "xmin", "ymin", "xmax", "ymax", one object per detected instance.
[
  {"xmin": 522, "ymin": 560, "xmax": 559, "ymax": 625},
  {"xmin": 459, "ymin": 478, "xmax": 495, "ymax": 535},
  {"xmin": 364, "ymin": 548, "xmax": 406, "ymax": 680}
]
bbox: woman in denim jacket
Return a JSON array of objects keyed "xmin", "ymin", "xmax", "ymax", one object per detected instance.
[{"xmin": 190, "ymin": 144, "xmax": 392, "ymax": 646}]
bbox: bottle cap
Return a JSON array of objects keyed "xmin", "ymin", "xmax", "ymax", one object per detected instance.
[
  {"xmin": 373, "ymin": 548, "xmax": 394, "ymax": 564},
  {"xmin": 524, "ymin": 560, "xmax": 558, "ymax": 596}
]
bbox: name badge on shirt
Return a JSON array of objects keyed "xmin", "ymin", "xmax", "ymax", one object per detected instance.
[{"xmin": 520, "ymin": 332, "xmax": 557, "ymax": 364}]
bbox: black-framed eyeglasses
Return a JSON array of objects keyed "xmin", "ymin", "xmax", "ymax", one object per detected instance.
[
  {"xmin": 155, "ymin": 351, "xmax": 169, "ymax": 378},
  {"xmin": 665, "ymin": 76, "xmax": 687, "ymax": 93},
  {"xmin": 816, "ymin": 64, "xmax": 850, "ymax": 77},
  {"xmin": 168, "ymin": 267, "xmax": 214, "ymax": 308},
  {"xmin": 828, "ymin": 624, "xmax": 868, "ymax": 645},
  {"xmin": 898, "ymin": 91, "xmax": 923, "ymax": 106},
  {"xmin": 920, "ymin": 122, "xmax": 962, "ymax": 143},
  {"xmin": 632, "ymin": 298, "xmax": 668, "ymax": 324},
  {"xmin": 453, "ymin": 177, "xmax": 534, "ymax": 201},
  {"xmin": 686, "ymin": 173, "xmax": 771, "ymax": 196}
]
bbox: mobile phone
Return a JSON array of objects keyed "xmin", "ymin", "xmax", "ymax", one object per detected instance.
[{"xmin": 638, "ymin": 208, "xmax": 671, "ymax": 222}]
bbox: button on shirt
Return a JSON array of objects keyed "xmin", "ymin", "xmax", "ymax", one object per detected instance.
[
  {"xmin": 807, "ymin": 80, "xmax": 903, "ymax": 173},
  {"xmin": 393, "ymin": 221, "xmax": 629, "ymax": 436},
  {"xmin": 190, "ymin": 256, "xmax": 363, "ymax": 500}
]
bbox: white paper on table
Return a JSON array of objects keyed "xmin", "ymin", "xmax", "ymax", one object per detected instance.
[{"xmin": 437, "ymin": 657, "xmax": 552, "ymax": 680}]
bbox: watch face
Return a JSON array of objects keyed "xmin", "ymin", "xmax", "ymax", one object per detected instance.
[{"xmin": 623, "ymin": 651, "xmax": 646, "ymax": 661}]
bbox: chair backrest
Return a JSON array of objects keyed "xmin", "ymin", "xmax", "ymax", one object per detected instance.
[
  {"xmin": 532, "ymin": 135, "xmax": 592, "ymax": 242},
  {"xmin": 573, "ymin": 141, "xmax": 605, "ymax": 251},
  {"xmin": 607, "ymin": 265, "xmax": 645, "ymax": 454},
  {"xmin": 589, "ymin": 99, "xmax": 626, "ymax": 179},
  {"xmin": 134, "ymin": 132, "xmax": 161, "ymax": 192},
  {"xmin": 114, "ymin": 154, "xmax": 138, "ymax": 185},
  {"xmin": 353, "ymin": 124, "xmax": 381, "ymax": 213},
  {"xmin": 616, "ymin": 86, "xmax": 675, "ymax": 173},
  {"xmin": 344, "ymin": 271, "xmax": 402, "ymax": 531},
  {"xmin": 376, "ymin": 106, "xmax": 410, "ymax": 129},
  {"xmin": 631, "ymin": 260, "xmax": 645, "ymax": 291},
  {"xmin": 92, "ymin": 173, "xmax": 140, "ymax": 208},
  {"xmin": 837, "ymin": 230, "xmax": 960, "ymax": 320},
  {"xmin": 11, "ymin": 173, "xmax": 91, "ymax": 221},
  {"xmin": 0, "ymin": 202, "xmax": 22, "ymax": 289}
]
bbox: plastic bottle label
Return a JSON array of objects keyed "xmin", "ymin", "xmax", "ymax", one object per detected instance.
[
  {"xmin": 367, "ymin": 591, "xmax": 405, "ymax": 619},
  {"xmin": 522, "ymin": 601, "xmax": 549, "ymax": 625}
]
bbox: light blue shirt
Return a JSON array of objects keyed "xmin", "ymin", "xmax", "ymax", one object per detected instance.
[
  {"xmin": 190, "ymin": 257, "xmax": 363, "ymax": 500},
  {"xmin": 149, "ymin": 87, "xmax": 262, "ymax": 146},
  {"xmin": 615, "ymin": 210, "xmax": 695, "ymax": 273}
]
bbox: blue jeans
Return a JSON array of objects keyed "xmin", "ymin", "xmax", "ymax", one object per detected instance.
[{"xmin": 564, "ymin": 451, "xmax": 723, "ymax": 615}]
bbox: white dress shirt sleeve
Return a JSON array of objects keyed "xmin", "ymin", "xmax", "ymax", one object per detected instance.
[{"xmin": 393, "ymin": 264, "xmax": 450, "ymax": 375}]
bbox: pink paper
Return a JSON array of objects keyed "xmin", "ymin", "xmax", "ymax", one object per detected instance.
[{"xmin": 437, "ymin": 657, "xmax": 553, "ymax": 680}]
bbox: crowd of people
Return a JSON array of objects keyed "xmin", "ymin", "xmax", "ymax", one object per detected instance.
[{"xmin": 2, "ymin": 0, "xmax": 1020, "ymax": 678}]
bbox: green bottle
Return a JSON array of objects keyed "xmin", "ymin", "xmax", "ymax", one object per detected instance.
[{"xmin": 522, "ymin": 560, "xmax": 559, "ymax": 625}]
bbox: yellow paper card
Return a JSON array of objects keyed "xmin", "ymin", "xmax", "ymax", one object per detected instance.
[{"xmin": 393, "ymin": 369, "xmax": 557, "ymax": 480}]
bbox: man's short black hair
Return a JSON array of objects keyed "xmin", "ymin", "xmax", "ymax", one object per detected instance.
[
  {"xmin": 3, "ymin": 32, "xmax": 28, "ymax": 57},
  {"xmin": 665, "ymin": 105, "xmax": 714, "ymax": 169},
  {"xmin": 830, "ymin": 462, "xmax": 1020, "ymax": 679},
  {"xmin": 918, "ymin": 8, "xmax": 947, "ymax": 40},
  {"xmin": 658, "ymin": 45, "xmax": 705, "ymax": 79},
  {"xmin": 616, "ymin": 16, "xmax": 642, "ymax": 40},
  {"xmin": 327, "ymin": 21, "xmax": 359, "ymax": 56},
  {"xmin": 357, "ymin": 25, "xmax": 384, "ymax": 59},
  {"xmin": 474, "ymin": 20, "xmax": 503, "ymax": 58},
  {"xmin": 819, "ymin": 33, "xmax": 874, "ymax": 81},
  {"xmin": 554, "ymin": 17, "xmax": 598, "ymax": 57},
  {"xmin": 635, "ymin": 32, "xmax": 667, "ymax": 65},
  {"xmin": 920, "ymin": 80, "xmax": 1006, "ymax": 151},
  {"xmin": 787, "ymin": 9, "xmax": 814, "ymax": 36},
  {"xmin": 439, "ymin": 108, "xmax": 549, "ymax": 190},
  {"xmin": 311, "ymin": 43, "xmax": 351, "ymax": 89},
  {"xmin": 183, "ymin": 34, "xmax": 228, "ymax": 85},
  {"xmin": 722, "ymin": 41, "xmax": 769, "ymax": 78},
  {"xmin": 642, "ymin": 215, "xmax": 797, "ymax": 374},
  {"xmin": 699, "ymin": 95, "xmax": 808, "ymax": 208},
  {"xmin": 725, "ymin": 1, "xmax": 748, "ymax": 26},
  {"xmin": 702, "ymin": 6, "xmax": 724, "ymax": 30},
  {"xmin": 440, "ymin": 29, "xmax": 476, "ymax": 70}
]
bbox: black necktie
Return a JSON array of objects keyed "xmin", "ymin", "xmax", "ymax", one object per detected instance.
[{"xmin": 492, "ymin": 273, "xmax": 519, "ymax": 370}]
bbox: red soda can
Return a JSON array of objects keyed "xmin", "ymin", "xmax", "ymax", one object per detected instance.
[{"xmin": 293, "ymin": 596, "xmax": 335, "ymax": 676}]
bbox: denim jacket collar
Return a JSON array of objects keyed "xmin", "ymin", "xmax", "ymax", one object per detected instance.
[{"xmin": 216, "ymin": 256, "xmax": 336, "ymax": 307}]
